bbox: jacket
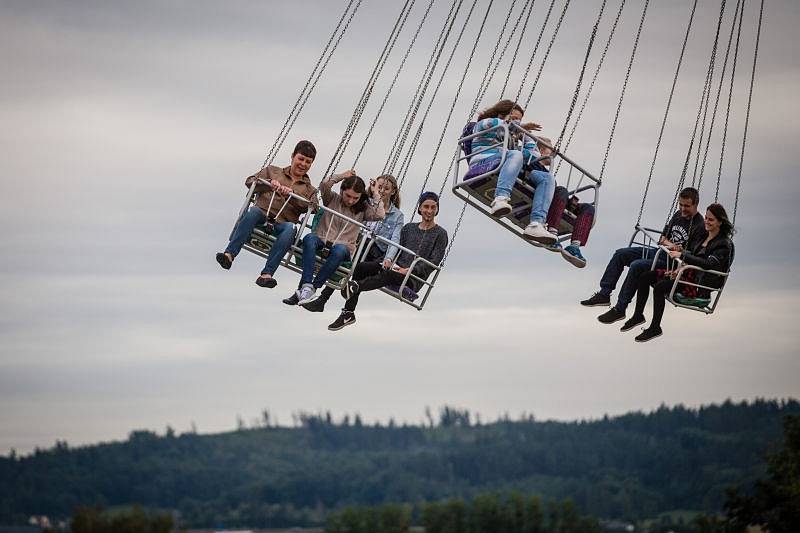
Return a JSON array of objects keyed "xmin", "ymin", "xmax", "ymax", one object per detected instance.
[
  {"xmin": 245, "ymin": 165, "xmax": 318, "ymax": 224},
  {"xmin": 681, "ymin": 234, "xmax": 734, "ymax": 290},
  {"xmin": 314, "ymin": 174, "xmax": 385, "ymax": 256}
]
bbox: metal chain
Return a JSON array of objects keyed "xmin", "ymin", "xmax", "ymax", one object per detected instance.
[
  {"xmin": 554, "ymin": 0, "xmax": 626, "ymax": 176},
  {"xmin": 267, "ymin": 0, "xmax": 364, "ymax": 168},
  {"xmin": 596, "ymin": 0, "xmax": 648, "ymax": 182},
  {"xmin": 351, "ymin": 0, "xmax": 437, "ymax": 168},
  {"xmin": 386, "ymin": 0, "xmax": 463, "ymax": 175},
  {"xmin": 634, "ymin": 0, "xmax": 698, "ymax": 225},
  {"xmin": 668, "ymin": 0, "xmax": 727, "ymax": 228},
  {"xmin": 499, "ymin": 0, "xmax": 536, "ymax": 98},
  {"xmin": 322, "ymin": 0, "xmax": 415, "ymax": 179},
  {"xmin": 523, "ymin": 0, "xmax": 572, "ymax": 109},
  {"xmin": 262, "ymin": 0, "xmax": 357, "ymax": 167},
  {"xmin": 734, "ymin": 0, "xmax": 763, "ymax": 223},
  {"xmin": 555, "ymin": 0, "xmax": 608, "ymax": 150},
  {"xmin": 396, "ymin": 0, "xmax": 479, "ymax": 192},
  {"xmin": 696, "ymin": 0, "xmax": 741, "ymax": 191},
  {"xmin": 715, "ymin": 0, "xmax": 746, "ymax": 202},
  {"xmin": 514, "ymin": 0, "xmax": 558, "ymax": 104}
]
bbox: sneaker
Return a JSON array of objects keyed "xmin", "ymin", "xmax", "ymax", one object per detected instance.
[
  {"xmin": 282, "ymin": 292, "xmax": 299, "ymax": 306},
  {"xmin": 620, "ymin": 314, "xmax": 646, "ymax": 332},
  {"xmin": 341, "ymin": 279, "xmax": 360, "ymax": 300},
  {"xmin": 490, "ymin": 196, "xmax": 512, "ymax": 217},
  {"xmin": 544, "ymin": 239, "xmax": 562, "ymax": 253},
  {"xmin": 296, "ymin": 284, "xmax": 317, "ymax": 305},
  {"xmin": 255, "ymin": 275, "xmax": 277, "ymax": 288},
  {"xmin": 328, "ymin": 311, "xmax": 356, "ymax": 331},
  {"xmin": 215, "ymin": 252, "xmax": 232, "ymax": 270},
  {"xmin": 561, "ymin": 244, "xmax": 587, "ymax": 268},
  {"xmin": 635, "ymin": 327, "xmax": 663, "ymax": 343},
  {"xmin": 301, "ymin": 297, "xmax": 326, "ymax": 312},
  {"xmin": 523, "ymin": 221, "xmax": 558, "ymax": 244},
  {"xmin": 580, "ymin": 292, "xmax": 610, "ymax": 307},
  {"xmin": 598, "ymin": 307, "xmax": 626, "ymax": 324}
]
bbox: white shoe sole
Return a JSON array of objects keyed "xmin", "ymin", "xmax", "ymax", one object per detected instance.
[
  {"xmin": 328, "ymin": 318, "xmax": 356, "ymax": 331},
  {"xmin": 297, "ymin": 294, "xmax": 318, "ymax": 306},
  {"xmin": 523, "ymin": 230, "xmax": 557, "ymax": 244},
  {"xmin": 490, "ymin": 205, "xmax": 512, "ymax": 217}
]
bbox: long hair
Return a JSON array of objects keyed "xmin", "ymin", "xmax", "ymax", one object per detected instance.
[
  {"xmin": 706, "ymin": 203, "xmax": 735, "ymax": 239},
  {"xmin": 341, "ymin": 175, "xmax": 369, "ymax": 214},
  {"xmin": 477, "ymin": 99, "xmax": 524, "ymax": 121},
  {"xmin": 377, "ymin": 174, "xmax": 401, "ymax": 209}
]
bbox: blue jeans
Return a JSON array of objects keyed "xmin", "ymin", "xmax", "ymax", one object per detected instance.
[
  {"xmin": 488, "ymin": 150, "xmax": 524, "ymax": 199},
  {"xmin": 301, "ymin": 233, "xmax": 351, "ymax": 289},
  {"xmin": 225, "ymin": 207, "xmax": 295, "ymax": 275},
  {"xmin": 525, "ymin": 169, "xmax": 556, "ymax": 223},
  {"xmin": 599, "ymin": 246, "xmax": 667, "ymax": 312}
]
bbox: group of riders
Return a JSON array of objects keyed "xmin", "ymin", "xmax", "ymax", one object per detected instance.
[{"xmin": 216, "ymin": 99, "xmax": 735, "ymax": 342}]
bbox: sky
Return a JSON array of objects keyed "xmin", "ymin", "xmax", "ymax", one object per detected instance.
[{"xmin": 0, "ymin": 0, "xmax": 798, "ymax": 455}]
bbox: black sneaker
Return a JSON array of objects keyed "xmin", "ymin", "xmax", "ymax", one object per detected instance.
[
  {"xmin": 255, "ymin": 276, "xmax": 277, "ymax": 288},
  {"xmin": 215, "ymin": 252, "xmax": 232, "ymax": 270},
  {"xmin": 301, "ymin": 297, "xmax": 326, "ymax": 312},
  {"xmin": 620, "ymin": 314, "xmax": 646, "ymax": 332},
  {"xmin": 282, "ymin": 292, "xmax": 299, "ymax": 306},
  {"xmin": 635, "ymin": 327, "xmax": 663, "ymax": 343},
  {"xmin": 581, "ymin": 292, "xmax": 610, "ymax": 307},
  {"xmin": 341, "ymin": 279, "xmax": 360, "ymax": 300},
  {"xmin": 598, "ymin": 307, "xmax": 626, "ymax": 324},
  {"xmin": 328, "ymin": 311, "xmax": 356, "ymax": 331}
]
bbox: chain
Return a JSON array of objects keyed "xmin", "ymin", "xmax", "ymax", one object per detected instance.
[
  {"xmin": 635, "ymin": 0, "xmax": 697, "ymax": 225},
  {"xmin": 514, "ymin": 0, "xmax": 558, "ymax": 104},
  {"xmin": 523, "ymin": 0, "xmax": 572, "ymax": 109},
  {"xmin": 499, "ymin": 0, "xmax": 536, "ymax": 98}
]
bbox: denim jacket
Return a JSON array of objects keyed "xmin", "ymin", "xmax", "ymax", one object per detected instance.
[{"xmin": 366, "ymin": 203, "xmax": 404, "ymax": 261}]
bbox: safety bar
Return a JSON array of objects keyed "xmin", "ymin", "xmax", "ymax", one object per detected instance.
[{"xmin": 363, "ymin": 235, "xmax": 442, "ymax": 311}]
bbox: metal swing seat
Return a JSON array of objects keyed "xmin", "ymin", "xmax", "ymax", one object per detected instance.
[
  {"xmin": 236, "ymin": 179, "xmax": 441, "ymax": 310},
  {"xmin": 629, "ymin": 225, "xmax": 734, "ymax": 315},
  {"xmin": 451, "ymin": 121, "xmax": 601, "ymax": 246}
]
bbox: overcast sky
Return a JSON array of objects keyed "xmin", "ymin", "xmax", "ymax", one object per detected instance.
[{"xmin": 1, "ymin": 0, "xmax": 798, "ymax": 455}]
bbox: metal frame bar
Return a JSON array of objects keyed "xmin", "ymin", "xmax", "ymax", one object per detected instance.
[
  {"xmin": 451, "ymin": 122, "xmax": 601, "ymax": 246},
  {"xmin": 650, "ymin": 245, "xmax": 730, "ymax": 314}
]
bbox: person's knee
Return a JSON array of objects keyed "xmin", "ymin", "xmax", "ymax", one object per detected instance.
[
  {"xmin": 331, "ymin": 245, "xmax": 350, "ymax": 261},
  {"xmin": 579, "ymin": 203, "xmax": 594, "ymax": 216}
]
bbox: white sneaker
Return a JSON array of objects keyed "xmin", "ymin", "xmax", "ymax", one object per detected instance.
[
  {"xmin": 523, "ymin": 221, "xmax": 557, "ymax": 244},
  {"xmin": 490, "ymin": 196, "xmax": 512, "ymax": 217},
  {"xmin": 296, "ymin": 284, "xmax": 317, "ymax": 305}
]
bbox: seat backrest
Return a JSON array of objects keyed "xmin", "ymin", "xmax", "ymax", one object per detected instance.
[{"xmin": 460, "ymin": 121, "xmax": 476, "ymax": 163}]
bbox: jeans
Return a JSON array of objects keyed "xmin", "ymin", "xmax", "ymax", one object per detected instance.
[
  {"xmin": 525, "ymin": 169, "xmax": 556, "ymax": 223},
  {"xmin": 318, "ymin": 240, "xmax": 385, "ymax": 302},
  {"xmin": 301, "ymin": 233, "xmax": 351, "ymax": 289},
  {"xmin": 485, "ymin": 150, "xmax": 524, "ymax": 199},
  {"xmin": 225, "ymin": 207, "xmax": 296, "ymax": 275},
  {"xmin": 343, "ymin": 261, "xmax": 406, "ymax": 312},
  {"xmin": 599, "ymin": 246, "xmax": 667, "ymax": 312}
]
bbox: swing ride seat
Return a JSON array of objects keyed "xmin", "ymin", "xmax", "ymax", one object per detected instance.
[
  {"xmin": 362, "ymin": 236, "xmax": 441, "ymax": 310},
  {"xmin": 453, "ymin": 121, "xmax": 600, "ymax": 245}
]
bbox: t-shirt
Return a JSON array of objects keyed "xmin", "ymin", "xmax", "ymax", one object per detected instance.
[
  {"xmin": 396, "ymin": 223, "xmax": 449, "ymax": 291},
  {"xmin": 662, "ymin": 211, "xmax": 706, "ymax": 249}
]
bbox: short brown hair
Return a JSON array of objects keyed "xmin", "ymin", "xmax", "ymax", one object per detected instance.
[
  {"xmin": 679, "ymin": 187, "xmax": 699, "ymax": 205},
  {"xmin": 477, "ymin": 99, "xmax": 524, "ymax": 121},
  {"xmin": 292, "ymin": 140, "xmax": 317, "ymax": 160}
]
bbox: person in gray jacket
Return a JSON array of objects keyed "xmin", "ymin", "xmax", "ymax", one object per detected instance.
[{"xmin": 328, "ymin": 191, "xmax": 448, "ymax": 331}]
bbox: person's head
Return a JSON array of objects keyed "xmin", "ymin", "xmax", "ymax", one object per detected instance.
[
  {"xmin": 477, "ymin": 99, "xmax": 524, "ymax": 121},
  {"xmin": 376, "ymin": 174, "xmax": 401, "ymax": 208},
  {"xmin": 705, "ymin": 203, "xmax": 735, "ymax": 238},
  {"xmin": 340, "ymin": 175, "xmax": 369, "ymax": 213},
  {"xmin": 417, "ymin": 191, "xmax": 440, "ymax": 223},
  {"xmin": 678, "ymin": 187, "xmax": 700, "ymax": 218},
  {"xmin": 536, "ymin": 136, "xmax": 554, "ymax": 159},
  {"xmin": 290, "ymin": 140, "xmax": 316, "ymax": 178}
]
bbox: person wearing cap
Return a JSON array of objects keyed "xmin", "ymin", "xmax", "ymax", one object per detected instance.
[{"xmin": 327, "ymin": 191, "xmax": 448, "ymax": 331}]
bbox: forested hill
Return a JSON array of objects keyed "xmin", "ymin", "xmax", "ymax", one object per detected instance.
[{"xmin": 2, "ymin": 399, "xmax": 798, "ymax": 528}]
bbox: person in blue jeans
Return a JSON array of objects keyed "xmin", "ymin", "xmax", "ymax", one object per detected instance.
[
  {"xmin": 581, "ymin": 187, "xmax": 706, "ymax": 327},
  {"xmin": 519, "ymin": 134, "xmax": 558, "ymax": 244},
  {"xmin": 293, "ymin": 170, "xmax": 385, "ymax": 305},
  {"xmin": 216, "ymin": 140, "xmax": 319, "ymax": 288}
]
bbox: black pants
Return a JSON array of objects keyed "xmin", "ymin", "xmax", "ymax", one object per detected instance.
[
  {"xmin": 633, "ymin": 270, "xmax": 675, "ymax": 330},
  {"xmin": 343, "ymin": 262, "xmax": 406, "ymax": 312},
  {"xmin": 318, "ymin": 243, "xmax": 386, "ymax": 302}
]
